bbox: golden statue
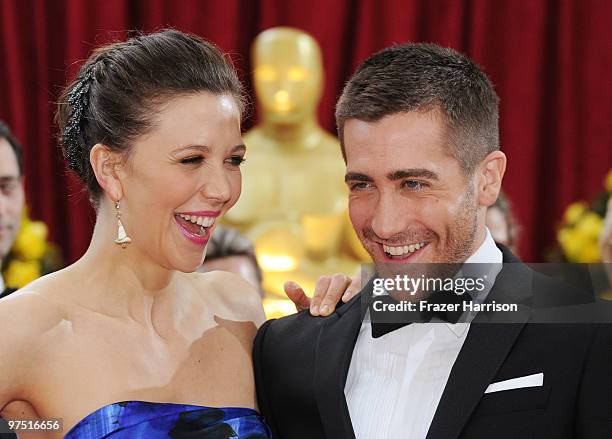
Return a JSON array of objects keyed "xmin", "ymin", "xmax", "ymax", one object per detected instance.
[{"xmin": 225, "ymin": 27, "xmax": 368, "ymax": 296}]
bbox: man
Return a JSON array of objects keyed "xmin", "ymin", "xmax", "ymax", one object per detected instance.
[
  {"xmin": 0, "ymin": 121, "xmax": 24, "ymax": 299},
  {"xmin": 0, "ymin": 121, "xmax": 22, "ymax": 439},
  {"xmin": 253, "ymin": 44, "xmax": 612, "ymax": 438}
]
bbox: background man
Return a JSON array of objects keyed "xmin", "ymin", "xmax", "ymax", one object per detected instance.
[
  {"xmin": 0, "ymin": 121, "xmax": 24, "ymax": 299},
  {"xmin": 253, "ymin": 43, "xmax": 611, "ymax": 438}
]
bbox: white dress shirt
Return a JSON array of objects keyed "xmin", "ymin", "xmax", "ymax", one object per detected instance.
[
  {"xmin": 0, "ymin": 273, "xmax": 5, "ymax": 292},
  {"xmin": 344, "ymin": 229, "xmax": 503, "ymax": 439}
]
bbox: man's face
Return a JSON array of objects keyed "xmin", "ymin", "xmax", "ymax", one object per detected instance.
[
  {"xmin": 0, "ymin": 138, "xmax": 24, "ymax": 261},
  {"xmin": 344, "ymin": 110, "xmax": 482, "ymax": 272}
]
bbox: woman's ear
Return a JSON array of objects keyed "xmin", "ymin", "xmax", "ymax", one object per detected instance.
[
  {"xmin": 90, "ymin": 144, "xmax": 124, "ymax": 201},
  {"xmin": 477, "ymin": 150, "xmax": 507, "ymax": 207}
]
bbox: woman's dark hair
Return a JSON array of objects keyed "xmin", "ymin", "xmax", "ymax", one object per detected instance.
[{"xmin": 57, "ymin": 29, "xmax": 245, "ymax": 206}]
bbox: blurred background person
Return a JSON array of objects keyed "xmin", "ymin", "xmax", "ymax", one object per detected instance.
[
  {"xmin": 0, "ymin": 121, "xmax": 25, "ymax": 299},
  {"xmin": 600, "ymin": 197, "xmax": 612, "ymax": 288},
  {"xmin": 486, "ymin": 190, "xmax": 520, "ymax": 255},
  {"xmin": 600, "ymin": 197, "xmax": 612, "ymax": 264},
  {"xmin": 199, "ymin": 226, "xmax": 264, "ymax": 296}
]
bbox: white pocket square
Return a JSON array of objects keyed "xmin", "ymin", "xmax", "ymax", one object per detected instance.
[{"xmin": 484, "ymin": 373, "xmax": 544, "ymax": 394}]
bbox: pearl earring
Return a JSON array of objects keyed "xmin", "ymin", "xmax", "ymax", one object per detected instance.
[{"xmin": 114, "ymin": 201, "xmax": 132, "ymax": 248}]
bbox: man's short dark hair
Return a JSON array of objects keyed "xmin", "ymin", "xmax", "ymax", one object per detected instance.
[
  {"xmin": 0, "ymin": 121, "xmax": 24, "ymax": 176},
  {"xmin": 335, "ymin": 43, "xmax": 499, "ymax": 174}
]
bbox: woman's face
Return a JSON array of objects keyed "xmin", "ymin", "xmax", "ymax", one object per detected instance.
[{"xmin": 119, "ymin": 92, "xmax": 244, "ymax": 273}]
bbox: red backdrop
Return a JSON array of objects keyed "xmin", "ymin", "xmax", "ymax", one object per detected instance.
[{"xmin": 0, "ymin": 0, "xmax": 610, "ymax": 263}]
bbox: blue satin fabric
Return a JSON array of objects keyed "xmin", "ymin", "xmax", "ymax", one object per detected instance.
[{"xmin": 64, "ymin": 401, "xmax": 271, "ymax": 438}]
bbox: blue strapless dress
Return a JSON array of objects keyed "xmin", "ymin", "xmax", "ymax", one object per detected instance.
[{"xmin": 64, "ymin": 401, "xmax": 271, "ymax": 438}]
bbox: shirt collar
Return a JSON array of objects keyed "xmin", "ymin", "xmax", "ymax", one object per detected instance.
[
  {"xmin": 465, "ymin": 228, "xmax": 503, "ymax": 264},
  {"xmin": 0, "ymin": 272, "xmax": 5, "ymax": 292},
  {"xmin": 442, "ymin": 228, "xmax": 502, "ymax": 335}
]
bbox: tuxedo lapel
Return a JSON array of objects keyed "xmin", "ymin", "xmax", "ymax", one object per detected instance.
[
  {"xmin": 426, "ymin": 248, "xmax": 532, "ymax": 439},
  {"xmin": 313, "ymin": 288, "xmax": 365, "ymax": 439},
  {"xmin": 425, "ymin": 321, "xmax": 527, "ymax": 439}
]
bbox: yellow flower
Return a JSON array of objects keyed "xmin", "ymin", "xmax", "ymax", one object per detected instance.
[
  {"xmin": 564, "ymin": 201, "xmax": 588, "ymax": 225},
  {"xmin": 13, "ymin": 221, "xmax": 48, "ymax": 261},
  {"xmin": 4, "ymin": 260, "xmax": 41, "ymax": 288},
  {"xmin": 605, "ymin": 169, "xmax": 612, "ymax": 193},
  {"xmin": 557, "ymin": 227, "xmax": 586, "ymax": 262},
  {"xmin": 575, "ymin": 212, "xmax": 603, "ymax": 240},
  {"xmin": 578, "ymin": 241, "xmax": 601, "ymax": 263}
]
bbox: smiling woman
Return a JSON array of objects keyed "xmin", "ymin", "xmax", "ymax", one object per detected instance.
[{"xmin": 0, "ymin": 30, "xmax": 273, "ymax": 439}]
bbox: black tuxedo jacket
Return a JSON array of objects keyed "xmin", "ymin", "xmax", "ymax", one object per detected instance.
[
  {"xmin": 253, "ymin": 247, "xmax": 612, "ymax": 438},
  {"xmin": 0, "ymin": 288, "xmax": 16, "ymax": 299},
  {"xmin": 0, "ymin": 288, "xmax": 17, "ymax": 439}
]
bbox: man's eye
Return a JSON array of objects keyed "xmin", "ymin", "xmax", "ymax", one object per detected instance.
[
  {"xmin": 180, "ymin": 156, "xmax": 204, "ymax": 164},
  {"xmin": 226, "ymin": 156, "xmax": 246, "ymax": 167},
  {"xmin": 402, "ymin": 180, "xmax": 425, "ymax": 190},
  {"xmin": 350, "ymin": 182, "xmax": 371, "ymax": 191},
  {"xmin": 0, "ymin": 183, "xmax": 16, "ymax": 193}
]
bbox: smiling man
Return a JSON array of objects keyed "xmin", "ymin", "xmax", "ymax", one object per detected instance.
[
  {"xmin": 253, "ymin": 44, "xmax": 612, "ymax": 438},
  {"xmin": 0, "ymin": 122, "xmax": 25, "ymax": 299}
]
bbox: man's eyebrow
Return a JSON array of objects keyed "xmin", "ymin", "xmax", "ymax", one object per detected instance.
[
  {"xmin": 0, "ymin": 175, "xmax": 19, "ymax": 183},
  {"xmin": 231, "ymin": 144, "xmax": 247, "ymax": 153},
  {"xmin": 387, "ymin": 169, "xmax": 439, "ymax": 181},
  {"xmin": 345, "ymin": 172, "xmax": 373, "ymax": 183}
]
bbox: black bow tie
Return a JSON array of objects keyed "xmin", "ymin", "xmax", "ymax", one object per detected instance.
[{"xmin": 369, "ymin": 290, "xmax": 473, "ymax": 338}]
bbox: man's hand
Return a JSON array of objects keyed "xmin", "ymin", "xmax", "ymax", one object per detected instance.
[{"xmin": 284, "ymin": 273, "xmax": 362, "ymax": 316}]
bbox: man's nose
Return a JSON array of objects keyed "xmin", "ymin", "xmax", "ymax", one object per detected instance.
[{"xmin": 370, "ymin": 193, "xmax": 410, "ymax": 240}]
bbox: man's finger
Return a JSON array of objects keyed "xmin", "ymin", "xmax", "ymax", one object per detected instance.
[
  {"xmin": 342, "ymin": 276, "xmax": 362, "ymax": 302},
  {"xmin": 284, "ymin": 281, "xmax": 311, "ymax": 311},
  {"xmin": 319, "ymin": 273, "xmax": 351, "ymax": 316},
  {"xmin": 310, "ymin": 276, "xmax": 331, "ymax": 316}
]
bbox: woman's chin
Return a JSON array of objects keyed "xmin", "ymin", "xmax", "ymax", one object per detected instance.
[{"xmin": 165, "ymin": 250, "xmax": 207, "ymax": 273}]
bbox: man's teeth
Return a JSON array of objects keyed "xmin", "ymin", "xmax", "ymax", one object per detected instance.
[
  {"xmin": 383, "ymin": 242, "xmax": 426, "ymax": 256},
  {"xmin": 178, "ymin": 214, "xmax": 215, "ymax": 227}
]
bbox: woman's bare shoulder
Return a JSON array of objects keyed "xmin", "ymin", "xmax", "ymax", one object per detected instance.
[
  {"xmin": 0, "ymin": 289, "xmax": 65, "ymax": 338},
  {"xmin": 0, "ymin": 284, "xmax": 67, "ymax": 408},
  {"xmin": 190, "ymin": 271, "xmax": 266, "ymax": 327},
  {"xmin": 0, "ymin": 269, "xmax": 79, "ymax": 348}
]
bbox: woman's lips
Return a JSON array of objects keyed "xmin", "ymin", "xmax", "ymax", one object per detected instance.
[{"xmin": 174, "ymin": 215, "xmax": 211, "ymax": 246}]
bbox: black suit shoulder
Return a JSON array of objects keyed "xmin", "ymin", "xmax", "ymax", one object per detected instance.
[
  {"xmin": 254, "ymin": 309, "xmax": 332, "ymax": 390},
  {"xmin": 0, "ymin": 288, "xmax": 16, "ymax": 299},
  {"xmin": 254, "ymin": 308, "xmax": 351, "ymax": 439}
]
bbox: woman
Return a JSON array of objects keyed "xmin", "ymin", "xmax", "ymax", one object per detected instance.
[{"xmin": 0, "ymin": 30, "xmax": 351, "ymax": 438}]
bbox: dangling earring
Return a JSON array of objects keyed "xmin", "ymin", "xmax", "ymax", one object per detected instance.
[{"xmin": 114, "ymin": 201, "xmax": 132, "ymax": 248}]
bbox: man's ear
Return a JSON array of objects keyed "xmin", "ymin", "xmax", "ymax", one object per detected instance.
[
  {"xmin": 477, "ymin": 150, "xmax": 506, "ymax": 207},
  {"xmin": 90, "ymin": 144, "xmax": 124, "ymax": 201}
]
